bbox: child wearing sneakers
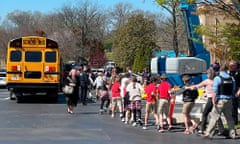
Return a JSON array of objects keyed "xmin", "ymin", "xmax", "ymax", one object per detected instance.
[
  {"xmin": 99, "ymin": 82, "xmax": 110, "ymax": 114},
  {"xmin": 111, "ymin": 75, "xmax": 123, "ymax": 118},
  {"xmin": 170, "ymin": 75, "xmax": 198, "ymax": 134},
  {"xmin": 123, "ymin": 90, "xmax": 131, "ymax": 124},
  {"xmin": 120, "ymin": 73, "xmax": 130, "ymax": 122},
  {"xmin": 157, "ymin": 74, "xmax": 172, "ymax": 132},
  {"xmin": 143, "ymin": 76, "xmax": 159, "ymax": 130},
  {"xmin": 126, "ymin": 76, "xmax": 144, "ymax": 127}
]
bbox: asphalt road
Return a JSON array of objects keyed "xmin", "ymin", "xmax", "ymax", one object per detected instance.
[{"xmin": 0, "ymin": 88, "xmax": 239, "ymax": 144}]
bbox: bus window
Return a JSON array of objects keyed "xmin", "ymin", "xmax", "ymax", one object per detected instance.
[
  {"xmin": 45, "ymin": 52, "xmax": 56, "ymax": 62},
  {"xmin": 25, "ymin": 51, "xmax": 42, "ymax": 62},
  {"xmin": 10, "ymin": 51, "xmax": 21, "ymax": 61}
]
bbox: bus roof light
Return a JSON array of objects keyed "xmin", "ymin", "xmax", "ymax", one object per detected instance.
[
  {"xmin": 46, "ymin": 39, "xmax": 58, "ymax": 48},
  {"xmin": 9, "ymin": 38, "xmax": 22, "ymax": 48}
]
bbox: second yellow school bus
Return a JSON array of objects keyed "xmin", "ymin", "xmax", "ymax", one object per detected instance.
[{"xmin": 6, "ymin": 36, "xmax": 61, "ymax": 102}]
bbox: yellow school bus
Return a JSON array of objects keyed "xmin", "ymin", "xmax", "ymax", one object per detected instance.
[{"xmin": 6, "ymin": 36, "xmax": 61, "ymax": 102}]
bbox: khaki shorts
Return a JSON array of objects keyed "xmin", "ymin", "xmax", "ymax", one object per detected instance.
[
  {"xmin": 112, "ymin": 97, "xmax": 123, "ymax": 107},
  {"xmin": 182, "ymin": 102, "xmax": 194, "ymax": 114},
  {"xmin": 145, "ymin": 102, "xmax": 157, "ymax": 114},
  {"xmin": 157, "ymin": 99, "xmax": 170, "ymax": 116}
]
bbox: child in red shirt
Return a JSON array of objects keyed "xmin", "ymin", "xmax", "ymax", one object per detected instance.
[
  {"xmin": 111, "ymin": 75, "xmax": 123, "ymax": 118},
  {"xmin": 157, "ymin": 74, "xmax": 172, "ymax": 132},
  {"xmin": 143, "ymin": 76, "xmax": 159, "ymax": 130}
]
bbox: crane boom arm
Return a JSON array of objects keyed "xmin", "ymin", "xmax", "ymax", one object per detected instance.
[{"xmin": 180, "ymin": 0, "xmax": 210, "ymax": 68}]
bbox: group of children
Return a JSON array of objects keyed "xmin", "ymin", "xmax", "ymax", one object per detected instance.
[{"xmin": 95, "ymin": 72, "xmax": 200, "ymax": 134}]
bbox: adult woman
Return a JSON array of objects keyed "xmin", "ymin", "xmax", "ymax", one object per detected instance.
[
  {"xmin": 191, "ymin": 68, "xmax": 224, "ymax": 134},
  {"xmin": 63, "ymin": 68, "xmax": 80, "ymax": 114}
]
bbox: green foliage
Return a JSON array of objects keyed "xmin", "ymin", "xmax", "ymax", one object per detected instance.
[
  {"xmin": 156, "ymin": 0, "xmax": 196, "ymax": 6},
  {"xmin": 194, "ymin": 26, "xmax": 211, "ymax": 36},
  {"xmin": 193, "ymin": 25, "xmax": 215, "ymax": 43},
  {"xmin": 156, "ymin": 0, "xmax": 167, "ymax": 5},
  {"xmin": 222, "ymin": 23, "xmax": 240, "ymax": 60},
  {"xmin": 195, "ymin": 22, "xmax": 240, "ymax": 62},
  {"xmin": 112, "ymin": 14, "xmax": 156, "ymax": 72},
  {"xmin": 105, "ymin": 52, "xmax": 114, "ymax": 61},
  {"xmin": 186, "ymin": 0, "xmax": 196, "ymax": 4},
  {"xmin": 103, "ymin": 39, "xmax": 113, "ymax": 52},
  {"xmin": 132, "ymin": 47, "xmax": 151, "ymax": 73}
]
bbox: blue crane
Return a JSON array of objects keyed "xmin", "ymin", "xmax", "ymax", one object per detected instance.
[
  {"xmin": 151, "ymin": 1, "xmax": 210, "ymax": 86},
  {"xmin": 180, "ymin": 0, "xmax": 210, "ymax": 68}
]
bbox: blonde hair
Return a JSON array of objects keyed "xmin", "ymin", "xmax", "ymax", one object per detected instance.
[
  {"xmin": 69, "ymin": 69, "xmax": 77, "ymax": 80},
  {"xmin": 207, "ymin": 68, "xmax": 215, "ymax": 80}
]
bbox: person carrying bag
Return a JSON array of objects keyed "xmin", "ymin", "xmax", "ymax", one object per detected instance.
[
  {"xmin": 63, "ymin": 68, "xmax": 80, "ymax": 114},
  {"xmin": 63, "ymin": 77, "xmax": 75, "ymax": 94}
]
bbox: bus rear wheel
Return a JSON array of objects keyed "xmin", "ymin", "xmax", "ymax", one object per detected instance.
[
  {"xmin": 9, "ymin": 90, "xmax": 16, "ymax": 100},
  {"xmin": 15, "ymin": 92, "xmax": 23, "ymax": 103}
]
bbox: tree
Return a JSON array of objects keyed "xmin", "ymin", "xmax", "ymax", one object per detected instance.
[
  {"xmin": 88, "ymin": 39, "xmax": 107, "ymax": 68},
  {"xmin": 0, "ymin": 27, "xmax": 8, "ymax": 68},
  {"xmin": 108, "ymin": 2, "xmax": 134, "ymax": 30},
  {"xmin": 58, "ymin": 0, "xmax": 107, "ymax": 62},
  {"xmin": 112, "ymin": 13, "xmax": 156, "ymax": 72},
  {"xmin": 155, "ymin": 0, "xmax": 183, "ymax": 56},
  {"xmin": 6, "ymin": 10, "xmax": 44, "ymax": 36},
  {"xmin": 155, "ymin": 13, "xmax": 188, "ymax": 54},
  {"xmin": 133, "ymin": 47, "xmax": 151, "ymax": 73},
  {"xmin": 193, "ymin": 1, "xmax": 240, "ymax": 63},
  {"xmin": 202, "ymin": 0, "xmax": 240, "ymax": 20},
  {"xmin": 103, "ymin": 2, "xmax": 135, "ymax": 61},
  {"xmin": 223, "ymin": 23, "xmax": 240, "ymax": 60}
]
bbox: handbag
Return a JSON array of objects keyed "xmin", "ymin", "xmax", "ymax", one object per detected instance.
[
  {"xmin": 63, "ymin": 77, "xmax": 75, "ymax": 94},
  {"xmin": 63, "ymin": 85, "xmax": 74, "ymax": 94}
]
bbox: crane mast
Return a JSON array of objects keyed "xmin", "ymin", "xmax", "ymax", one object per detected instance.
[{"xmin": 180, "ymin": 0, "xmax": 210, "ymax": 68}]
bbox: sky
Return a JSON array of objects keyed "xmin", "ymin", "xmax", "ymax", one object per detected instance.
[{"xmin": 0, "ymin": 0, "xmax": 162, "ymax": 20}]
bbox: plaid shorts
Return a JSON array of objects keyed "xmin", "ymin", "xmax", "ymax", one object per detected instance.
[{"xmin": 130, "ymin": 100, "xmax": 142, "ymax": 110}]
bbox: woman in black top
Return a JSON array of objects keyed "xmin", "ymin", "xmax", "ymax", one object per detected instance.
[{"xmin": 63, "ymin": 68, "xmax": 80, "ymax": 114}]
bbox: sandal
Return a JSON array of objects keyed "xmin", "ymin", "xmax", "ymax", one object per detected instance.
[{"xmin": 67, "ymin": 107, "xmax": 73, "ymax": 114}]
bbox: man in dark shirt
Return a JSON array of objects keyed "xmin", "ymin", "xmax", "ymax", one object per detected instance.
[
  {"xmin": 79, "ymin": 65, "xmax": 90, "ymax": 105},
  {"xmin": 229, "ymin": 60, "xmax": 240, "ymax": 125}
]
